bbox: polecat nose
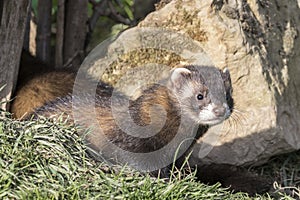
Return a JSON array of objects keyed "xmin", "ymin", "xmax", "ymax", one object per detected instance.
[{"xmin": 213, "ymin": 106, "xmax": 226, "ymax": 117}]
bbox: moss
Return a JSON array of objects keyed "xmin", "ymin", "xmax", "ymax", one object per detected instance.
[{"xmin": 101, "ymin": 48, "xmax": 184, "ymax": 85}]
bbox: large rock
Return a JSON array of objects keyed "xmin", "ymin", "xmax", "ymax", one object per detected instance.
[{"xmin": 86, "ymin": 0, "xmax": 300, "ymax": 166}]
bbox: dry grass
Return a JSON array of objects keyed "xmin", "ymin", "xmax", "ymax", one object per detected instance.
[{"xmin": 253, "ymin": 150, "xmax": 300, "ymax": 199}]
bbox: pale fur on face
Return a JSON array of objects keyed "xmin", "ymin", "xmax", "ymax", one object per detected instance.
[{"xmin": 197, "ymin": 103, "xmax": 229, "ymax": 125}]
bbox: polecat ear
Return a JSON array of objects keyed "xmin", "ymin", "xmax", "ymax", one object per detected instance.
[
  {"xmin": 220, "ymin": 68, "xmax": 231, "ymax": 83},
  {"xmin": 170, "ymin": 68, "xmax": 192, "ymax": 89},
  {"xmin": 220, "ymin": 67, "xmax": 233, "ymax": 105},
  {"xmin": 220, "ymin": 68, "xmax": 232, "ymax": 89}
]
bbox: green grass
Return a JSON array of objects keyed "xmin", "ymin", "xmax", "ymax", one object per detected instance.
[{"xmin": 0, "ymin": 116, "xmax": 299, "ymax": 199}]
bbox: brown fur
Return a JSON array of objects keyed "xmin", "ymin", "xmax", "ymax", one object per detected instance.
[
  {"xmin": 11, "ymin": 51, "xmax": 76, "ymax": 119},
  {"xmin": 11, "ymin": 71, "xmax": 76, "ymax": 119}
]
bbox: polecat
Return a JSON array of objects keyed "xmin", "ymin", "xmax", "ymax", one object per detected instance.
[
  {"xmin": 32, "ymin": 65, "xmax": 232, "ymax": 169},
  {"xmin": 29, "ymin": 65, "xmax": 271, "ymax": 194}
]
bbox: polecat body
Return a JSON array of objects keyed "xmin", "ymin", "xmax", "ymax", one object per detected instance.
[
  {"xmin": 33, "ymin": 65, "xmax": 233, "ymax": 171},
  {"xmin": 26, "ymin": 65, "xmax": 272, "ymax": 194}
]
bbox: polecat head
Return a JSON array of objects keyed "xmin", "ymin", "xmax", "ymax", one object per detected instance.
[{"xmin": 168, "ymin": 65, "xmax": 233, "ymax": 126}]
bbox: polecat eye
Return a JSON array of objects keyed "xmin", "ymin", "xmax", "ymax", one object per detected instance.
[{"xmin": 196, "ymin": 94, "xmax": 204, "ymax": 100}]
